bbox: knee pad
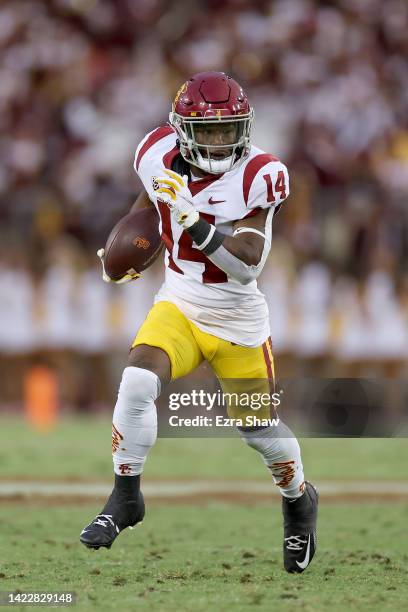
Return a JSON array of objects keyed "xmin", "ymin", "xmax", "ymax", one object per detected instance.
[
  {"xmin": 118, "ymin": 366, "xmax": 161, "ymax": 407},
  {"xmin": 238, "ymin": 421, "xmax": 300, "ymax": 463}
]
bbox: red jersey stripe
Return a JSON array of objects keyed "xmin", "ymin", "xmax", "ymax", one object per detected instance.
[
  {"xmin": 243, "ymin": 206, "xmax": 263, "ymax": 219},
  {"xmin": 188, "ymin": 172, "xmax": 224, "ymax": 197},
  {"xmin": 243, "ymin": 153, "xmax": 279, "ymax": 206},
  {"xmin": 157, "ymin": 201, "xmax": 184, "ymax": 275},
  {"xmin": 135, "ymin": 126, "xmax": 174, "ymax": 171},
  {"xmin": 163, "ymin": 146, "xmax": 179, "ymax": 169}
]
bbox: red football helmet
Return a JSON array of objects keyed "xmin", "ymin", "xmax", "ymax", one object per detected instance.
[{"xmin": 169, "ymin": 71, "xmax": 254, "ymax": 174}]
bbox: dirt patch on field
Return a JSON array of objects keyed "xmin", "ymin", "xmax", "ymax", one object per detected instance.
[
  {"xmin": 1, "ymin": 491, "xmax": 408, "ymax": 507},
  {"xmin": 2, "ymin": 479, "xmax": 408, "ymax": 506}
]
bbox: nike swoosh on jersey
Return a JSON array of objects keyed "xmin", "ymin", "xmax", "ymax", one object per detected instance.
[
  {"xmin": 208, "ymin": 197, "xmax": 226, "ymax": 204},
  {"xmin": 296, "ymin": 534, "xmax": 311, "ymax": 570}
]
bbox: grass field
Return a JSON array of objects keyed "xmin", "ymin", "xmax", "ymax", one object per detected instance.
[
  {"xmin": 2, "ymin": 503, "xmax": 407, "ymax": 611},
  {"xmin": 2, "ymin": 415, "xmax": 408, "ymax": 480},
  {"xmin": 1, "ymin": 415, "xmax": 408, "ymax": 611}
]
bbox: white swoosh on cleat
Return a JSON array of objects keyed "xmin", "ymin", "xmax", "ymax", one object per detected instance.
[{"xmin": 296, "ymin": 534, "xmax": 311, "ymax": 570}]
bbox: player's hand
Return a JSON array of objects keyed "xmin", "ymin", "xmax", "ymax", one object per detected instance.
[
  {"xmin": 96, "ymin": 248, "xmax": 141, "ymax": 284},
  {"xmin": 152, "ymin": 169, "xmax": 199, "ymax": 228}
]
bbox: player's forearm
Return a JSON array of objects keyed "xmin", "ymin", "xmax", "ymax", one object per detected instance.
[
  {"xmin": 222, "ymin": 235, "xmax": 263, "ymax": 266},
  {"xmin": 187, "ymin": 218, "xmax": 262, "ymax": 265},
  {"xmin": 130, "ymin": 190, "xmax": 153, "ymax": 213},
  {"xmin": 186, "ymin": 218, "xmax": 264, "ymax": 284}
]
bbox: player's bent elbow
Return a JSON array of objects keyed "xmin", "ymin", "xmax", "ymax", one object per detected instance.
[
  {"xmin": 237, "ymin": 251, "xmax": 263, "ymax": 284},
  {"xmin": 246, "ymin": 253, "xmax": 263, "ymax": 267},
  {"xmin": 238, "ymin": 242, "xmax": 263, "ymax": 267},
  {"xmin": 237, "ymin": 269, "xmax": 258, "ymax": 285}
]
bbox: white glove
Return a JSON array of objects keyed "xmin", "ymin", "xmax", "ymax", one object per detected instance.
[
  {"xmin": 152, "ymin": 169, "xmax": 199, "ymax": 228},
  {"xmin": 97, "ymin": 248, "xmax": 141, "ymax": 284}
]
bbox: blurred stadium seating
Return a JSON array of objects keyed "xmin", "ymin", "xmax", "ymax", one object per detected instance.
[{"xmin": 0, "ymin": 0, "xmax": 407, "ymax": 409}]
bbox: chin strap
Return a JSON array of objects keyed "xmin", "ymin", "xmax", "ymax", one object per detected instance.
[{"xmin": 195, "ymin": 151, "xmax": 234, "ymax": 174}]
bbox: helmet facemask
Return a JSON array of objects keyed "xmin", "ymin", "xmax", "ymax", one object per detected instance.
[{"xmin": 169, "ymin": 111, "xmax": 254, "ymax": 174}]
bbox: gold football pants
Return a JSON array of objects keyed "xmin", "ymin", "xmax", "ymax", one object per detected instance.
[{"xmin": 132, "ymin": 301, "xmax": 275, "ymax": 420}]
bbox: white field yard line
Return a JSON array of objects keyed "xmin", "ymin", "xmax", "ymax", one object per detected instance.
[{"xmin": 0, "ymin": 481, "xmax": 408, "ymax": 498}]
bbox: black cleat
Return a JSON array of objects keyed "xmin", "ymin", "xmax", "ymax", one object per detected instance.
[
  {"xmin": 80, "ymin": 513, "xmax": 120, "ymax": 550},
  {"xmin": 282, "ymin": 481, "xmax": 318, "ymax": 573},
  {"xmin": 80, "ymin": 476, "xmax": 145, "ymax": 550}
]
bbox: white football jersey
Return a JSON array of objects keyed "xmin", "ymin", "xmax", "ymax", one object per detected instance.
[{"xmin": 134, "ymin": 125, "xmax": 290, "ymax": 347}]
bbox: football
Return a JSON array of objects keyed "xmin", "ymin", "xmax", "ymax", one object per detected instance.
[{"xmin": 104, "ymin": 207, "xmax": 162, "ymax": 280}]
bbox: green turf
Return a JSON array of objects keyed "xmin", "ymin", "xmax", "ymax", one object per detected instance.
[
  {"xmin": 1, "ymin": 416, "xmax": 407, "ymax": 610},
  {"xmin": 0, "ymin": 415, "xmax": 407, "ymax": 481},
  {"xmin": 1, "ymin": 502, "xmax": 407, "ymax": 611}
]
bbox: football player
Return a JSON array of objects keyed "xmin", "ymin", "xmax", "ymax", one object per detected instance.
[{"xmin": 80, "ymin": 72, "xmax": 318, "ymax": 573}]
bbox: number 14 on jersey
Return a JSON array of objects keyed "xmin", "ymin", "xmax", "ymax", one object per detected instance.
[{"xmin": 263, "ymin": 170, "xmax": 287, "ymax": 203}]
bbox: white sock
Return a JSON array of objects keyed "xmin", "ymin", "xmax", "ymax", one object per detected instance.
[
  {"xmin": 240, "ymin": 421, "xmax": 305, "ymax": 498},
  {"xmin": 112, "ymin": 366, "xmax": 160, "ymax": 476}
]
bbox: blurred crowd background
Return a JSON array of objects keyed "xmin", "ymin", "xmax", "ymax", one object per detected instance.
[{"xmin": 1, "ymin": 0, "xmax": 407, "ymax": 410}]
